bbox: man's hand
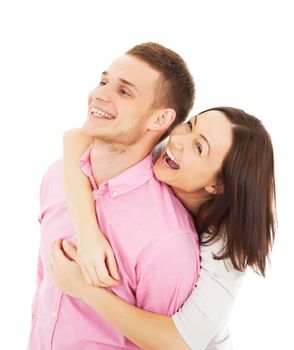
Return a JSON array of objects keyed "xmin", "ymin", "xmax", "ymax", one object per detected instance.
[
  {"xmin": 77, "ymin": 233, "xmax": 119, "ymax": 288},
  {"xmin": 47, "ymin": 239, "xmax": 90, "ymax": 299}
]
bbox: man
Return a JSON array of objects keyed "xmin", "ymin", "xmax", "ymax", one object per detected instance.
[{"xmin": 28, "ymin": 42, "xmax": 199, "ymax": 349}]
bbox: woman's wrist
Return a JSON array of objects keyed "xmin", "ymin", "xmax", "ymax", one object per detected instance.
[
  {"xmin": 82, "ymin": 284, "xmax": 105, "ymax": 306},
  {"xmin": 74, "ymin": 221, "xmax": 104, "ymax": 240}
]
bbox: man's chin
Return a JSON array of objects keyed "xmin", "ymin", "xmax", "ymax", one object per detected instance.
[
  {"xmin": 82, "ymin": 120, "xmax": 104, "ymax": 137},
  {"xmin": 81, "ymin": 122, "xmax": 94, "ymax": 137},
  {"xmin": 82, "ymin": 123, "xmax": 114, "ymax": 143}
]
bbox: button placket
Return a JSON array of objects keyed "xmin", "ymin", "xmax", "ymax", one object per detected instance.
[{"xmin": 50, "ymin": 292, "xmax": 63, "ymax": 349}]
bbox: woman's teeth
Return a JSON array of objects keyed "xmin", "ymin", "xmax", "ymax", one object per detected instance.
[
  {"xmin": 166, "ymin": 147, "xmax": 179, "ymax": 166},
  {"xmin": 91, "ymin": 107, "xmax": 114, "ymax": 119},
  {"xmin": 164, "ymin": 147, "xmax": 180, "ymax": 170}
]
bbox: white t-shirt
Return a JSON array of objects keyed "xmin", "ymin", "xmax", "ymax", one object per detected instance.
[{"xmin": 172, "ymin": 237, "xmax": 245, "ymax": 350}]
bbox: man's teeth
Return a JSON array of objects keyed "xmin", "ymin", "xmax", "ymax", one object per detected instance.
[
  {"xmin": 91, "ymin": 107, "xmax": 114, "ymax": 119},
  {"xmin": 166, "ymin": 147, "xmax": 179, "ymax": 166}
]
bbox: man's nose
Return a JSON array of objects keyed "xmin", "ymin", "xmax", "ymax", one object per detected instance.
[{"xmin": 90, "ymin": 85, "xmax": 111, "ymax": 103}]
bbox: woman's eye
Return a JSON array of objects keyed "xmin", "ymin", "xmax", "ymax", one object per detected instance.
[
  {"xmin": 99, "ymin": 81, "xmax": 106, "ymax": 86},
  {"xmin": 196, "ymin": 142, "xmax": 202, "ymax": 154},
  {"xmin": 187, "ymin": 120, "xmax": 193, "ymax": 129}
]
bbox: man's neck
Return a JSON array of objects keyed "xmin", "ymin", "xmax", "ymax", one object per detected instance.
[{"xmin": 90, "ymin": 139, "xmax": 152, "ymax": 185}]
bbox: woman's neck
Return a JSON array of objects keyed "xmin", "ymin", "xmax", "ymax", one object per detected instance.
[{"xmin": 171, "ymin": 186, "xmax": 210, "ymax": 214}]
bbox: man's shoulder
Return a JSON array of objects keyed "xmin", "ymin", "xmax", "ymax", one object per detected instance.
[
  {"xmin": 44, "ymin": 158, "xmax": 63, "ymax": 176},
  {"xmin": 144, "ymin": 177, "xmax": 196, "ymax": 233},
  {"xmin": 41, "ymin": 158, "xmax": 64, "ymax": 183},
  {"xmin": 39, "ymin": 159, "xmax": 64, "ymax": 202}
]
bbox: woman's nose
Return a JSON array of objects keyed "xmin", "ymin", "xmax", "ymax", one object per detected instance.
[
  {"xmin": 170, "ymin": 134, "xmax": 185, "ymax": 151},
  {"xmin": 170, "ymin": 131, "xmax": 194, "ymax": 151}
]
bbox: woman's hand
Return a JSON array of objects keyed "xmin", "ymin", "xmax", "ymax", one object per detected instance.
[
  {"xmin": 77, "ymin": 232, "xmax": 119, "ymax": 288},
  {"xmin": 47, "ymin": 239, "xmax": 90, "ymax": 299}
]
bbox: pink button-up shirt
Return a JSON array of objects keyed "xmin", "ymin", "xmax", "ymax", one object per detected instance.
[{"xmin": 28, "ymin": 148, "xmax": 200, "ymax": 350}]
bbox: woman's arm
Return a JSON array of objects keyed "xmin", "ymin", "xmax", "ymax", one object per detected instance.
[
  {"xmin": 49, "ymin": 239, "xmax": 190, "ymax": 350},
  {"xmin": 50, "ymin": 238, "xmax": 245, "ymax": 350},
  {"xmin": 62, "ymin": 130, "xmax": 191, "ymax": 349},
  {"xmin": 63, "ymin": 129, "xmax": 119, "ymax": 286},
  {"xmin": 84, "ymin": 286, "xmax": 190, "ymax": 350},
  {"xmin": 63, "ymin": 129, "xmax": 94, "ymax": 235},
  {"xmin": 62, "ymin": 131, "xmax": 244, "ymax": 349}
]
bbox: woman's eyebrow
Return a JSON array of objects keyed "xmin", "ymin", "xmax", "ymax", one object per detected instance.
[{"xmin": 194, "ymin": 116, "xmax": 211, "ymax": 155}]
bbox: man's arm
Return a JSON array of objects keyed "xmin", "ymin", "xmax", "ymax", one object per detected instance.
[
  {"xmin": 135, "ymin": 233, "xmax": 199, "ymax": 315},
  {"xmin": 31, "ymin": 172, "xmax": 49, "ymax": 320},
  {"xmin": 31, "ymin": 252, "xmax": 43, "ymax": 320}
]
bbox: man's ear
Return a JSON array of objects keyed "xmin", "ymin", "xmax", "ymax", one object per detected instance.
[
  {"xmin": 147, "ymin": 109, "xmax": 176, "ymax": 131},
  {"xmin": 204, "ymin": 182, "xmax": 224, "ymax": 195}
]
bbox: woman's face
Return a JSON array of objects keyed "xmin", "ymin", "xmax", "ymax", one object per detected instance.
[{"xmin": 153, "ymin": 110, "xmax": 233, "ymax": 194}]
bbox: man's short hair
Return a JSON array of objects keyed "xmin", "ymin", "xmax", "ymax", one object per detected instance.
[{"xmin": 126, "ymin": 42, "xmax": 195, "ymax": 142}]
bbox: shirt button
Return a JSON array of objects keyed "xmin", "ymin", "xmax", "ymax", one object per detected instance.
[
  {"xmin": 112, "ymin": 191, "xmax": 118, "ymax": 198},
  {"xmin": 52, "ymin": 312, "xmax": 57, "ymax": 317}
]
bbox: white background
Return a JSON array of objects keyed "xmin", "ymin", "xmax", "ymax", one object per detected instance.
[{"xmin": 0, "ymin": 0, "xmax": 293, "ymax": 349}]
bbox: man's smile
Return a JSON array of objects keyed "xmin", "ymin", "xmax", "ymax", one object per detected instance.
[{"xmin": 90, "ymin": 106, "xmax": 115, "ymax": 120}]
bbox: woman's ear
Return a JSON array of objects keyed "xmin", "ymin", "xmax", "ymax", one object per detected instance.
[
  {"xmin": 147, "ymin": 109, "xmax": 176, "ymax": 131},
  {"xmin": 204, "ymin": 183, "xmax": 224, "ymax": 195}
]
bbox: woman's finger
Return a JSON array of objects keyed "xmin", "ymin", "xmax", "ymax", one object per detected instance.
[
  {"xmin": 106, "ymin": 251, "xmax": 119, "ymax": 281},
  {"xmin": 95, "ymin": 260, "xmax": 118, "ymax": 287},
  {"xmin": 80, "ymin": 264, "xmax": 95, "ymax": 286}
]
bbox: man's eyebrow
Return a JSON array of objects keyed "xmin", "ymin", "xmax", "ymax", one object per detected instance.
[
  {"xmin": 119, "ymin": 78, "xmax": 138, "ymax": 91},
  {"xmin": 194, "ymin": 116, "xmax": 211, "ymax": 155},
  {"xmin": 101, "ymin": 71, "xmax": 138, "ymax": 91}
]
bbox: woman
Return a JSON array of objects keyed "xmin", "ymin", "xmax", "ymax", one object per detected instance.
[{"xmin": 48, "ymin": 107, "xmax": 276, "ymax": 349}]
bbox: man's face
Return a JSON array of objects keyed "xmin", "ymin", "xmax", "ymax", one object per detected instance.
[{"xmin": 83, "ymin": 55, "xmax": 162, "ymax": 146}]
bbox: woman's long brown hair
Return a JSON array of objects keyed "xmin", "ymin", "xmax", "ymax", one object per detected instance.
[{"xmin": 195, "ymin": 107, "xmax": 276, "ymax": 277}]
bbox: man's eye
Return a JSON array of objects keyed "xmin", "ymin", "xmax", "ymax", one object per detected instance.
[
  {"xmin": 119, "ymin": 88, "xmax": 130, "ymax": 96},
  {"xmin": 196, "ymin": 142, "xmax": 202, "ymax": 154}
]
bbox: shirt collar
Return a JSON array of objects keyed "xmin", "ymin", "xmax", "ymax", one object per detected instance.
[{"xmin": 79, "ymin": 144, "xmax": 154, "ymax": 198}]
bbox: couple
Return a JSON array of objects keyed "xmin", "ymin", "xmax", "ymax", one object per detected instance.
[{"xmin": 28, "ymin": 42, "xmax": 276, "ymax": 350}]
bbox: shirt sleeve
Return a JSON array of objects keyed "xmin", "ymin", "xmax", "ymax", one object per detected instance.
[
  {"xmin": 135, "ymin": 233, "xmax": 199, "ymax": 316},
  {"xmin": 31, "ymin": 252, "xmax": 44, "ymax": 314},
  {"xmin": 172, "ymin": 238, "xmax": 246, "ymax": 350},
  {"xmin": 31, "ymin": 168, "xmax": 51, "ymax": 314}
]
